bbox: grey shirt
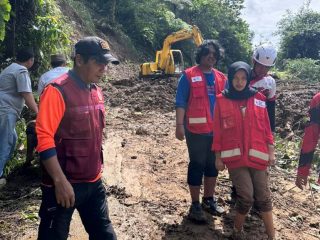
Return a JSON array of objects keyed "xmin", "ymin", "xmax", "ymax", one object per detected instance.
[{"xmin": 0, "ymin": 63, "xmax": 32, "ymax": 116}]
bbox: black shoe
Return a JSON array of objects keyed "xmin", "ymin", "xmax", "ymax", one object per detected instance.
[
  {"xmin": 188, "ymin": 202, "xmax": 207, "ymax": 223},
  {"xmin": 232, "ymin": 228, "xmax": 246, "ymax": 240},
  {"xmin": 202, "ymin": 197, "xmax": 225, "ymax": 215},
  {"xmin": 227, "ymin": 186, "xmax": 237, "ymax": 204}
]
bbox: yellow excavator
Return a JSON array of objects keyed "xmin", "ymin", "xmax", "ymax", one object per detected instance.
[{"xmin": 139, "ymin": 25, "xmax": 204, "ymax": 78}]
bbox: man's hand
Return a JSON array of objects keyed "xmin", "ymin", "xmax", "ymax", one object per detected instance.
[
  {"xmin": 215, "ymin": 157, "xmax": 225, "ymax": 171},
  {"xmin": 54, "ymin": 178, "xmax": 75, "ymax": 208},
  {"xmin": 21, "ymin": 92, "xmax": 38, "ymax": 114},
  {"xmin": 295, "ymin": 174, "xmax": 308, "ymax": 190},
  {"xmin": 42, "ymin": 155, "xmax": 75, "ymax": 208},
  {"xmin": 175, "ymin": 125, "xmax": 185, "ymax": 141}
]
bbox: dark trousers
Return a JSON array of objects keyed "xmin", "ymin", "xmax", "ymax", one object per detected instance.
[
  {"xmin": 185, "ymin": 130, "xmax": 218, "ymax": 186},
  {"xmin": 38, "ymin": 179, "xmax": 117, "ymax": 240}
]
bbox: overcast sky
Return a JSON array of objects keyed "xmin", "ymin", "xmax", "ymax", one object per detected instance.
[{"xmin": 241, "ymin": 0, "xmax": 320, "ymax": 47}]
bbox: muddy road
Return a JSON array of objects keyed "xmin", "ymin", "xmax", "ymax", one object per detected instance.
[{"xmin": 0, "ymin": 65, "xmax": 319, "ymax": 239}]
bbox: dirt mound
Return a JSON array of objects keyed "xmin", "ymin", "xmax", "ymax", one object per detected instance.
[
  {"xmin": 104, "ymin": 76, "xmax": 178, "ymax": 113},
  {"xmin": 104, "ymin": 75, "xmax": 320, "ymax": 139},
  {"xmin": 276, "ymin": 80, "xmax": 320, "ymax": 138}
]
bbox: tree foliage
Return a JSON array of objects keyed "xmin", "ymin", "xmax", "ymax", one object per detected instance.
[
  {"xmin": 0, "ymin": 0, "xmax": 11, "ymax": 41},
  {"xmin": 277, "ymin": 8, "xmax": 320, "ymax": 61},
  {"xmin": 84, "ymin": 0, "xmax": 252, "ymax": 69},
  {"xmin": 0, "ymin": 0, "xmax": 70, "ymax": 75},
  {"xmin": 176, "ymin": 0, "xmax": 252, "ymax": 68},
  {"xmin": 1, "ymin": 0, "xmax": 252, "ymax": 72},
  {"xmin": 284, "ymin": 58, "xmax": 320, "ymax": 82}
]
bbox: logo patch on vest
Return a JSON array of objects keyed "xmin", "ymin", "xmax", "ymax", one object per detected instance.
[
  {"xmin": 254, "ymin": 98, "xmax": 266, "ymax": 108},
  {"xmin": 191, "ymin": 76, "xmax": 202, "ymax": 82}
]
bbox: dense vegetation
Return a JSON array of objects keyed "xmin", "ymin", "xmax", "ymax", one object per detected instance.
[
  {"xmin": 0, "ymin": 0, "xmax": 70, "ymax": 75},
  {"xmin": 1, "ymin": 0, "xmax": 319, "ymax": 75},
  {"xmin": 277, "ymin": 4, "xmax": 320, "ymax": 81},
  {"xmin": 82, "ymin": 0, "xmax": 252, "ymax": 69},
  {"xmin": 0, "ymin": 0, "xmax": 253, "ymax": 71},
  {"xmin": 0, "ymin": 0, "xmax": 11, "ymax": 41}
]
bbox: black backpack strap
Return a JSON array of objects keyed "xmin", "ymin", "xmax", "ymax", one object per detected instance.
[{"xmin": 51, "ymin": 83, "xmax": 67, "ymax": 103}]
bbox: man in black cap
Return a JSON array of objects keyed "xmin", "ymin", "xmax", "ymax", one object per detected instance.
[{"xmin": 36, "ymin": 36, "xmax": 119, "ymax": 240}]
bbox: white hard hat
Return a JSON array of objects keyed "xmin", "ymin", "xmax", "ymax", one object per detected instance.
[{"xmin": 253, "ymin": 44, "xmax": 277, "ymax": 67}]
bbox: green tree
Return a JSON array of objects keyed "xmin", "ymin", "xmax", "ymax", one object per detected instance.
[
  {"xmin": 77, "ymin": 0, "xmax": 252, "ymax": 69},
  {"xmin": 175, "ymin": 0, "xmax": 252, "ymax": 68},
  {"xmin": 0, "ymin": 0, "xmax": 11, "ymax": 41},
  {"xmin": 277, "ymin": 8, "xmax": 320, "ymax": 60},
  {"xmin": 1, "ymin": 0, "xmax": 70, "ymax": 75}
]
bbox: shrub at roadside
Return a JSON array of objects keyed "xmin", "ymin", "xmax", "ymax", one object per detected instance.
[{"xmin": 284, "ymin": 58, "xmax": 320, "ymax": 82}]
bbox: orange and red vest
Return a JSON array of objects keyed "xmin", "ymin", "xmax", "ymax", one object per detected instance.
[
  {"xmin": 184, "ymin": 66, "xmax": 226, "ymax": 134},
  {"xmin": 42, "ymin": 74, "xmax": 105, "ymax": 185},
  {"xmin": 214, "ymin": 92, "xmax": 273, "ymax": 170}
]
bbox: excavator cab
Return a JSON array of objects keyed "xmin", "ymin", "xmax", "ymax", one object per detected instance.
[
  {"xmin": 140, "ymin": 50, "xmax": 184, "ymax": 78},
  {"xmin": 171, "ymin": 50, "xmax": 184, "ymax": 74},
  {"xmin": 162, "ymin": 50, "xmax": 184, "ymax": 76}
]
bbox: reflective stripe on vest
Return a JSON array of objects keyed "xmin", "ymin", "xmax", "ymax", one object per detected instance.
[
  {"xmin": 249, "ymin": 149, "xmax": 269, "ymax": 161},
  {"xmin": 221, "ymin": 148, "xmax": 241, "ymax": 158},
  {"xmin": 189, "ymin": 117, "xmax": 207, "ymax": 124}
]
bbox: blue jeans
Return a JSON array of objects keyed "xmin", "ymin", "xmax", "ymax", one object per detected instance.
[
  {"xmin": 38, "ymin": 179, "xmax": 117, "ymax": 240},
  {"xmin": 0, "ymin": 113, "xmax": 18, "ymax": 177}
]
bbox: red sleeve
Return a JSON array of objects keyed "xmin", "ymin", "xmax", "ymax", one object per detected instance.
[
  {"xmin": 36, "ymin": 85, "xmax": 65, "ymax": 153},
  {"xmin": 212, "ymin": 98, "xmax": 222, "ymax": 151},
  {"xmin": 298, "ymin": 93, "xmax": 320, "ymax": 177}
]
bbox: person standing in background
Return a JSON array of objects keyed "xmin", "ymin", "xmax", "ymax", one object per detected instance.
[
  {"xmin": 24, "ymin": 53, "xmax": 69, "ymax": 166},
  {"xmin": 296, "ymin": 92, "xmax": 320, "ymax": 190},
  {"xmin": 175, "ymin": 40, "xmax": 226, "ymax": 223},
  {"xmin": 37, "ymin": 53, "xmax": 69, "ymax": 95},
  {"xmin": 0, "ymin": 47, "xmax": 38, "ymax": 188}
]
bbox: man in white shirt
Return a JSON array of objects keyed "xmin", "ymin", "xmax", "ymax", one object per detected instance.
[
  {"xmin": 37, "ymin": 54, "xmax": 69, "ymax": 95},
  {"xmin": 25, "ymin": 54, "xmax": 68, "ymax": 166}
]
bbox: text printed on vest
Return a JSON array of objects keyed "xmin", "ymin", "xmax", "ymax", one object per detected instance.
[
  {"xmin": 254, "ymin": 98, "xmax": 266, "ymax": 108},
  {"xmin": 191, "ymin": 76, "xmax": 202, "ymax": 83}
]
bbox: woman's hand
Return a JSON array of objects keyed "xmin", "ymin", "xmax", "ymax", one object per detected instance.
[
  {"xmin": 268, "ymin": 144, "xmax": 275, "ymax": 166},
  {"xmin": 215, "ymin": 157, "xmax": 225, "ymax": 171},
  {"xmin": 175, "ymin": 124, "xmax": 185, "ymax": 141}
]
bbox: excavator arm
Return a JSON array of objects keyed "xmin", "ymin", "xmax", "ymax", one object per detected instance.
[
  {"xmin": 140, "ymin": 25, "xmax": 203, "ymax": 78},
  {"xmin": 158, "ymin": 25, "xmax": 204, "ymax": 71}
]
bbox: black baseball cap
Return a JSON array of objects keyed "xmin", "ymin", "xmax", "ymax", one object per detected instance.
[
  {"xmin": 75, "ymin": 36, "xmax": 119, "ymax": 65},
  {"xmin": 51, "ymin": 53, "xmax": 66, "ymax": 63}
]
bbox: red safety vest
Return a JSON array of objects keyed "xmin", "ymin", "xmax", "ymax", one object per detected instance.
[
  {"xmin": 41, "ymin": 74, "xmax": 105, "ymax": 185},
  {"xmin": 184, "ymin": 66, "xmax": 226, "ymax": 134},
  {"xmin": 215, "ymin": 92, "xmax": 272, "ymax": 170}
]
